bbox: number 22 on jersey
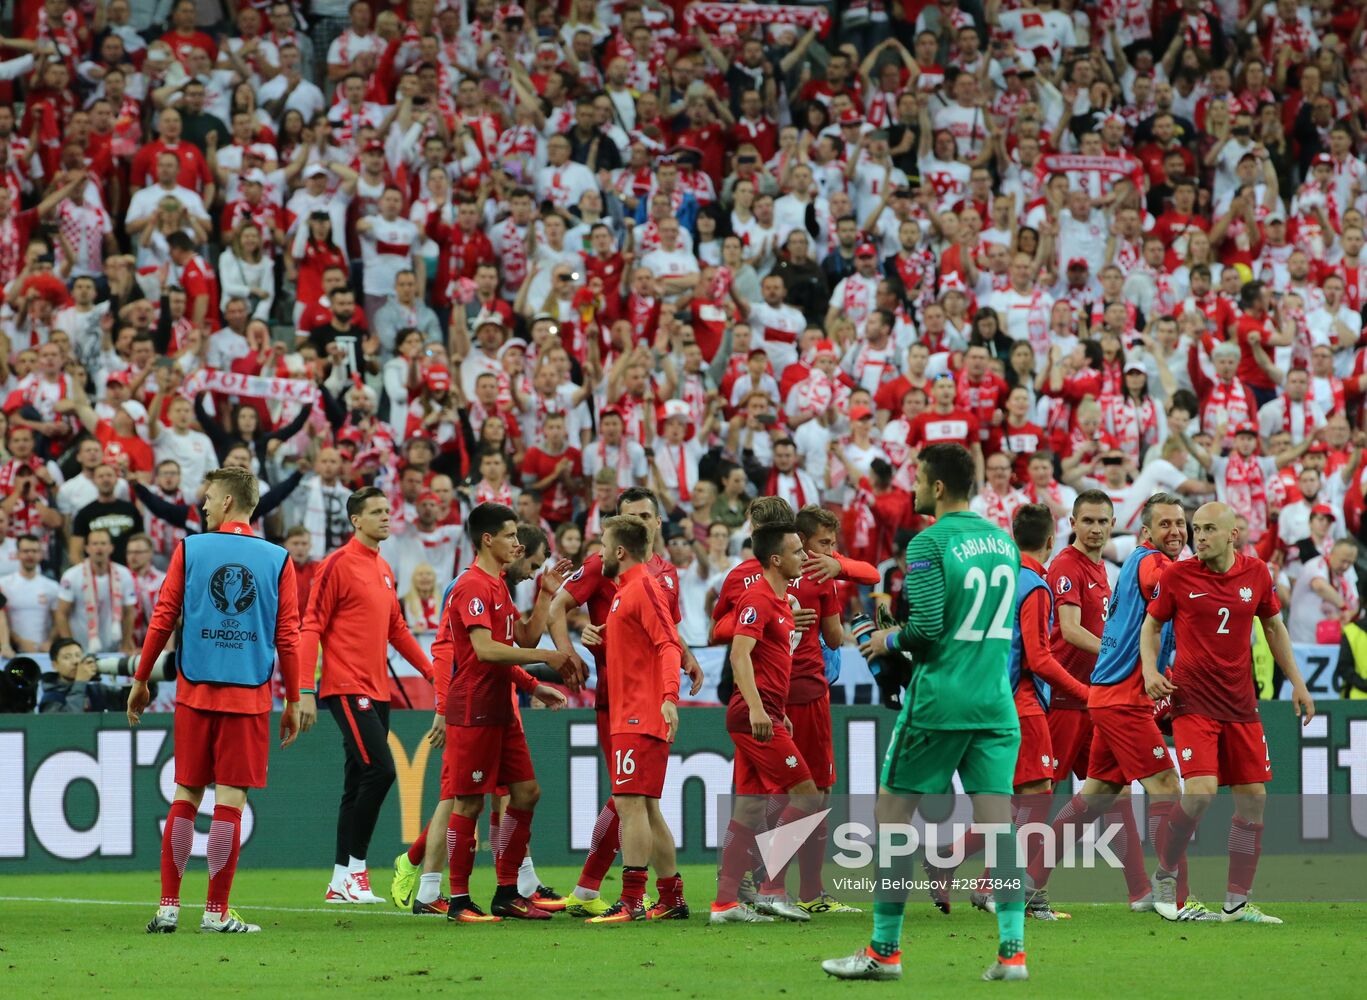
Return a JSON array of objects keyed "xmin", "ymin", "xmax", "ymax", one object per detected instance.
[{"xmin": 953, "ymin": 565, "xmax": 1015, "ymax": 642}]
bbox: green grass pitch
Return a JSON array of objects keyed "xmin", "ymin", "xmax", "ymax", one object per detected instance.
[{"xmin": 1, "ymin": 866, "xmax": 1360, "ymax": 997}]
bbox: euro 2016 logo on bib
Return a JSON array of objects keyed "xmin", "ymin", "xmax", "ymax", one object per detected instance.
[
  {"xmin": 468, "ymin": 597, "xmax": 485, "ymax": 616},
  {"xmin": 209, "ymin": 564, "xmax": 258, "ymax": 625},
  {"xmin": 739, "ymin": 606, "xmax": 758, "ymax": 626}
]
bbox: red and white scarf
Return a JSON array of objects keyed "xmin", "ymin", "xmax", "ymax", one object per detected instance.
[
  {"xmin": 684, "ymin": 3, "xmax": 832, "ymax": 37},
  {"xmin": 1203, "ymin": 377, "xmax": 1253, "ymax": 438},
  {"xmin": 1107, "ymin": 396, "xmax": 1158, "ymax": 460},
  {"xmin": 473, "ymin": 479, "xmax": 513, "ymax": 507},
  {"xmin": 82, "ymin": 559, "xmax": 121, "ymax": 651},
  {"xmin": 1224, "ymin": 452, "xmax": 1269, "ymax": 541}
]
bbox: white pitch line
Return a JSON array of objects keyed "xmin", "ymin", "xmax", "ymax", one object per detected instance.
[{"xmin": 0, "ymin": 895, "xmax": 416, "ymax": 917}]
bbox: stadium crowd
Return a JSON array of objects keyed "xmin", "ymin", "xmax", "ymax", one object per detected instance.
[{"xmin": 2, "ymin": 0, "xmax": 1367, "ymax": 712}]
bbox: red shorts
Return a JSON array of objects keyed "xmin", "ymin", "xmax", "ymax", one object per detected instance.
[
  {"xmin": 174, "ymin": 704, "xmax": 269, "ymax": 789},
  {"xmin": 787, "ymin": 694, "xmax": 836, "ymax": 789},
  {"xmin": 1171, "ymin": 714, "xmax": 1272, "ymax": 786},
  {"xmin": 441, "ymin": 720, "xmax": 536, "ymax": 797},
  {"xmin": 730, "ymin": 727, "xmax": 812, "ymax": 795},
  {"xmin": 1048, "ymin": 708, "xmax": 1093, "ymax": 782},
  {"xmin": 1014, "ymin": 714, "xmax": 1056, "ymax": 788},
  {"xmin": 609, "ymin": 732, "xmax": 670, "ymax": 798},
  {"xmin": 1088, "ymin": 704, "xmax": 1173, "ymax": 785},
  {"xmin": 596, "ymin": 707, "xmax": 614, "ymax": 763}
]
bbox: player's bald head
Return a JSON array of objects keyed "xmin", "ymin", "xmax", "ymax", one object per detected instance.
[{"xmin": 1193, "ymin": 502, "xmax": 1236, "ymax": 534}]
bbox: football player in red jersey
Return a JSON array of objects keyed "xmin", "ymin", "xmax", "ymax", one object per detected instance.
[
  {"xmin": 1141, "ymin": 502, "xmax": 1315, "ymax": 924},
  {"xmin": 783, "ymin": 505, "xmax": 862, "ymax": 915},
  {"xmin": 712, "ymin": 523, "xmax": 820, "ymax": 925},
  {"xmin": 1046, "ymin": 490, "xmax": 1153, "ymax": 909},
  {"xmin": 581, "ymin": 514, "xmax": 689, "ymax": 923},
  {"xmin": 440, "ymin": 502, "xmax": 571, "ymax": 922},
  {"xmin": 550, "ymin": 487, "xmax": 703, "ymax": 917}
]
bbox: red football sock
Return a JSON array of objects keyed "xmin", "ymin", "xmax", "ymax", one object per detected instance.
[
  {"xmin": 205, "ymin": 804, "xmax": 242, "ymax": 916},
  {"xmin": 446, "ymin": 814, "xmax": 477, "ymax": 897},
  {"xmin": 1226, "ymin": 817, "xmax": 1263, "ymax": 898},
  {"xmin": 495, "ymin": 807, "xmax": 534, "ymax": 887},
  {"xmin": 1026, "ymin": 794, "xmax": 1097, "ymax": 889},
  {"xmin": 159, "ymin": 799, "xmax": 197, "ymax": 907},
  {"xmin": 797, "ymin": 816, "xmax": 828, "ymax": 902},
  {"xmin": 717, "ymin": 820, "xmax": 757, "ymax": 903},
  {"xmin": 621, "ymin": 866, "xmax": 648, "ymax": 909},
  {"xmin": 1108, "ymin": 801, "xmax": 1150, "ymax": 903},
  {"xmin": 656, "ymin": 873, "xmax": 685, "ymax": 908},
  {"xmin": 1147, "ymin": 801, "xmax": 1188, "ymax": 907},
  {"xmin": 407, "ymin": 825, "xmax": 427, "ymax": 867},
  {"xmin": 1157, "ymin": 801, "xmax": 1200, "ymax": 873},
  {"xmin": 576, "ymin": 799, "xmax": 620, "ymax": 892},
  {"xmin": 759, "ymin": 806, "xmax": 808, "ymax": 895}
]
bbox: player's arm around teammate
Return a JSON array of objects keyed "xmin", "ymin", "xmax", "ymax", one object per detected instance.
[{"xmin": 1139, "ymin": 502, "xmax": 1315, "ymax": 922}]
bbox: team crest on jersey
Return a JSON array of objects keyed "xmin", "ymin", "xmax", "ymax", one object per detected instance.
[
  {"xmin": 1181, "ymin": 748, "xmax": 1193, "ymax": 762},
  {"xmin": 784, "ymin": 755, "xmax": 798, "ymax": 769},
  {"xmin": 1239, "ymin": 586, "xmax": 1253, "ymax": 603},
  {"xmin": 1056, "ymin": 577, "xmax": 1072, "ymax": 595},
  {"xmin": 1152, "ymin": 746, "xmax": 1165, "ymax": 758},
  {"xmin": 472, "ymin": 770, "xmax": 484, "ymax": 782},
  {"xmin": 739, "ymin": 606, "xmax": 758, "ymax": 625},
  {"xmin": 469, "ymin": 597, "xmax": 485, "ymax": 616}
]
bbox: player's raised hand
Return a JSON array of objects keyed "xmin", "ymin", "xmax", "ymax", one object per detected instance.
[
  {"xmin": 802, "ymin": 552, "xmax": 841, "ymax": 582},
  {"xmin": 1291, "ymin": 683, "xmax": 1315, "ymax": 725},
  {"xmin": 750, "ymin": 706, "xmax": 773, "ymax": 743},
  {"xmin": 581, "ymin": 622, "xmax": 605, "ymax": 646},
  {"xmin": 661, "ymin": 699, "xmax": 679, "ymax": 742},
  {"xmin": 541, "ymin": 557, "xmax": 575, "ymax": 594},
  {"xmin": 1143, "ymin": 666, "xmax": 1175, "ymax": 700},
  {"xmin": 426, "ymin": 712, "xmax": 446, "ymax": 746},
  {"xmin": 532, "ymin": 684, "xmax": 568, "ymax": 710},
  {"xmin": 126, "ymin": 679, "xmax": 150, "ymax": 727},
  {"xmin": 280, "ymin": 701, "xmax": 300, "ymax": 748}
]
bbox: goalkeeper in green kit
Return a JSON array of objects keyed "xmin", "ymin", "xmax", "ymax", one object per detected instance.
[{"xmin": 822, "ymin": 443, "xmax": 1028, "ymax": 983}]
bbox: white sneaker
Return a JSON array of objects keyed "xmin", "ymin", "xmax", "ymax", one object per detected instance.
[
  {"xmin": 146, "ymin": 905, "xmax": 178, "ymax": 934},
  {"xmin": 753, "ymin": 893, "xmax": 811, "ymax": 922},
  {"xmin": 1130, "ymin": 892, "xmax": 1155, "ymax": 913},
  {"xmin": 200, "ymin": 908, "xmax": 261, "ymax": 933},
  {"xmin": 822, "ymin": 949, "xmax": 902, "ymax": 981},
  {"xmin": 1221, "ymin": 902, "xmax": 1283, "ymax": 924},
  {"xmin": 324, "ymin": 878, "xmax": 359, "ymax": 903},
  {"xmin": 347, "ymin": 869, "xmax": 386, "ymax": 904},
  {"xmin": 708, "ymin": 902, "xmax": 774, "ymax": 924},
  {"xmin": 982, "ymin": 957, "xmax": 1029, "ymax": 981},
  {"xmin": 1151, "ymin": 868, "xmax": 1180, "ymax": 921}
]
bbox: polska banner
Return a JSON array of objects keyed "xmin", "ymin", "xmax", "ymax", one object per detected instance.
[
  {"xmin": 683, "ymin": 3, "xmax": 832, "ymax": 38},
  {"xmin": 180, "ymin": 367, "xmax": 319, "ymax": 405}
]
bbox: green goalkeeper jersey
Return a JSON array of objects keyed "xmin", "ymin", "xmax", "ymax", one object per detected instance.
[{"xmin": 895, "ymin": 510, "xmax": 1021, "ymax": 731}]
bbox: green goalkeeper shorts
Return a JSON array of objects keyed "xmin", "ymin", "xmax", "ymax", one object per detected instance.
[{"xmin": 880, "ymin": 722, "xmax": 1021, "ymax": 796}]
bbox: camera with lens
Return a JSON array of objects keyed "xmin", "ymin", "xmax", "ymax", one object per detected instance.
[{"xmin": 92, "ymin": 651, "xmax": 177, "ymax": 681}]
